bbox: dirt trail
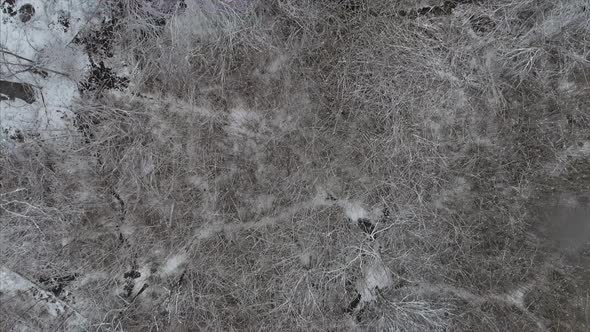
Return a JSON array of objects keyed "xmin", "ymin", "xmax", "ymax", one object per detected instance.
[{"xmin": 194, "ymin": 190, "xmax": 333, "ymax": 240}]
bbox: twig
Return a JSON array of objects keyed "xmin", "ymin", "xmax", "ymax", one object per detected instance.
[
  {"xmin": 0, "ymin": 49, "xmax": 35, "ymax": 63},
  {"xmin": 0, "ymin": 49, "xmax": 71, "ymax": 78},
  {"xmin": 0, "ymin": 188, "xmax": 26, "ymax": 196},
  {"xmin": 130, "ymin": 284, "xmax": 149, "ymax": 303},
  {"xmin": 0, "ymin": 206, "xmax": 43, "ymax": 234}
]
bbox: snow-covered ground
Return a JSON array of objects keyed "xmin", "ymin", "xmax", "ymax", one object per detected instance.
[
  {"xmin": 0, "ymin": 0, "xmax": 97, "ymax": 141},
  {"xmin": 0, "ymin": 266, "xmax": 87, "ymax": 331}
]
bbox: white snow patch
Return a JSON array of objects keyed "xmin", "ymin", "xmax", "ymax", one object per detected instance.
[
  {"xmin": 197, "ymin": 220, "xmax": 225, "ymax": 239},
  {"xmin": 1, "ymin": 1, "xmax": 96, "ymax": 60},
  {"xmin": 434, "ymin": 176, "xmax": 471, "ymax": 209},
  {"xmin": 194, "ymin": 196, "xmax": 322, "ymax": 239},
  {"xmin": 340, "ymin": 200, "xmax": 368, "ymax": 222},
  {"xmin": 0, "ymin": 266, "xmax": 31, "ymax": 292},
  {"xmin": 132, "ymin": 265, "xmax": 151, "ymax": 296},
  {"xmin": 162, "ymin": 253, "xmax": 187, "ymax": 275},
  {"xmin": 131, "ymin": 92, "xmax": 215, "ymax": 118},
  {"xmin": 313, "ymin": 188, "xmax": 384, "ymax": 224},
  {"xmin": 226, "ymin": 107, "xmax": 263, "ymax": 138},
  {"xmin": 357, "ymin": 259, "xmax": 392, "ymax": 303},
  {"xmin": 269, "ymin": 107, "xmax": 298, "ymax": 131},
  {"xmin": 505, "ymin": 287, "xmax": 526, "ymax": 307},
  {"xmin": 1, "ymin": 0, "xmax": 96, "ymax": 140},
  {"xmin": 0, "ymin": 265, "xmax": 87, "ymax": 329},
  {"xmin": 115, "ymin": 264, "xmax": 152, "ymax": 298},
  {"xmin": 315, "ymin": 184, "xmax": 375, "ymax": 222},
  {"xmin": 231, "ymin": 108, "xmax": 256, "ymax": 126},
  {"xmin": 76, "ymin": 272, "xmax": 109, "ymax": 286},
  {"xmin": 564, "ymin": 140, "xmax": 590, "ymax": 158},
  {"xmin": 188, "ymin": 175, "xmax": 210, "ymax": 191},
  {"xmin": 61, "ymin": 237, "xmax": 73, "ymax": 246},
  {"xmin": 120, "ymin": 223, "xmax": 136, "ymax": 237},
  {"xmin": 299, "ymin": 251, "xmax": 312, "ymax": 269},
  {"xmin": 545, "ymin": 140, "xmax": 590, "ymax": 176},
  {"xmin": 140, "ymin": 155, "xmax": 155, "ymax": 176},
  {"xmin": 558, "ymin": 78, "xmax": 576, "ymax": 92},
  {"xmin": 254, "ymin": 194, "xmax": 275, "ymax": 212},
  {"xmin": 268, "ymin": 54, "xmax": 288, "ymax": 74}
]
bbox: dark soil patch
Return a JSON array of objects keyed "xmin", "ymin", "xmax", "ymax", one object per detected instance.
[
  {"xmin": 124, "ymin": 270, "xmax": 141, "ymax": 279},
  {"xmin": 73, "ymin": 111, "xmax": 101, "ymax": 144},
  {"xmin": 525, "ymin": 268, "xmax": 590, "ymax": 331},
  {"xmin": 58, "ymin": 11, "xmax": 70, "ymax": 32},
  {"xmin": 0, "ymin": 80, "xmax": 36, "ymax": 103},
  {"xmin": 17, "ymin": 3, "xmax": 33, "ymax": 23},
  {"xmin": 1, "ymin": 0, "xmax": 16, "ymax": 17},
  {"xmin": 345, "ymin": 292, "xmax": 361, "ymax": 313},
  {"xmin": 398, "ymin": 1, "xmax": 458, "ymax": 19},
  {"xmin": 470, "ymin": 15, "xmax": 495, "ymax": 34},
  {"xmin": 72, "ymin": 0, "xmax": 124, "ymax": 60},
  {"xmin": 79, "ymin": 61, "xmax": 129, "ymax": 93},
  {"xmin": 332, "ymin": 0, "xmax": 363, "ymax": 15},
  {"xmin": 39, "ymin": 274, "xmax": 78, "ymax": 297},
  {"xmin": 357, "ymin": 218, "xmax": 375, "ymax": 236},
  {"xmin": 72, "ymin": 2, "xmax": 130, "ymax": 95},
  {"xmin": 8, "ymin": 128, "xmax": 24, "ymax": 142},
  {"xmin": 124, "ymin": 269, "xmax": 141, "ymax": 298},
  {"xmin": 73, "ymin": 17, "xmax": 118, "ymax": 59},
  {"xmin": 399, "ymin": 0, "xmax": 477, "ymax": 18},
  {"xmin": 30, "ymin": 67, "xmax": 48, "ymax": 78}
]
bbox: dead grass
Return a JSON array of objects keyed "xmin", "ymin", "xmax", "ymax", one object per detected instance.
[{"xmin": 1, "ymin": 0, "xmax": 590, "ymax": 330}]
